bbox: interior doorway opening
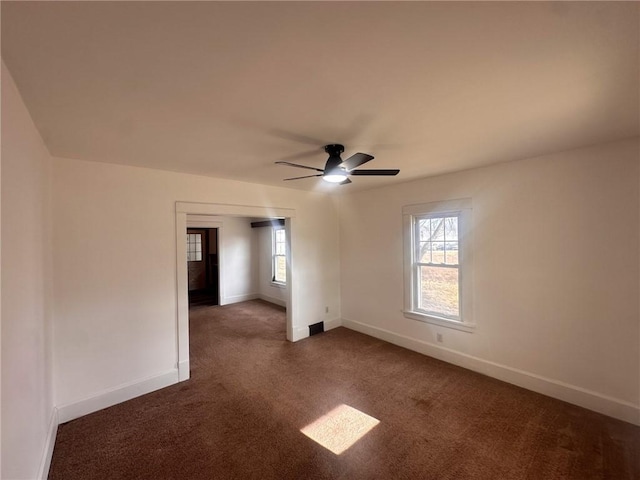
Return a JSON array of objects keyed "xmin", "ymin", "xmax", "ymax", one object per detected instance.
[
  {"xmin": 187, "ymin": 228, "xmax": 219, "ymax": 306},
  {"xmin": 176, "ymin": 202, "xmax": 296, "ymax": 382}
]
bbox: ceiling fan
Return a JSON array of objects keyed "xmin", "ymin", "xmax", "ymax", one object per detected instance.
[{"xmin": 275, "ymin": 144, "xmax": 400, "ymax": 185}]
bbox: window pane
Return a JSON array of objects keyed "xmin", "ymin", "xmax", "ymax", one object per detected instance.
[
  {"xmin": 419, "ymin": 265, "xmax": 459, "ymax": 318},
  {"xmin": 272, "ymin": 229, "xmax": 287, "ymax": 284},
  {"xmin": 431, "ymin": 218, "xmax": 445, "ymax": 241},
  {"xmin": 418, "ymin": 219, "xmax": 431, "ymax": 241},
  {"xmin": 430, "ymin": 242, "xmax": 445, "ymax": 263},
  {"xmin": 419, "ymin": 242, "xmax": 432, "ymax": 263},
  {"xmin": 444, "ymin": 244, "xmax": 459, "ymax": 265},
  {"xmin": 275, "ymin": 255, "xmax": 286, "ymax": 283},
  {"xmin": 445, "ymin": 217, "xmax": 458, "ymax": 241},
  {"xmin": 187, "ymin": 233, "xmax": 204, "ymax": 263}
]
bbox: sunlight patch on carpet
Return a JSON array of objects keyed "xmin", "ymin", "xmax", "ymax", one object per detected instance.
[{"xmin": 300, "ymin": 404, "xmax": 380, "ymax": 455}]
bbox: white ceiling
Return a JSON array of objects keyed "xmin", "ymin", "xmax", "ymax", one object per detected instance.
[{"xmin": 2, "ymin": 2, "xmax": 638, "ymax": 192}]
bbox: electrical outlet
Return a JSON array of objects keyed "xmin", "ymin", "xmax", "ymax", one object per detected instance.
[{"xmin": 436, "ymin": 333, "xmax": 443, "ymax": 343}]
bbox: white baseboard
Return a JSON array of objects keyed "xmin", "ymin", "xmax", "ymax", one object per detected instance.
[
  {"xmin": 221, "ymin": 293, "xmax": 258, "ymax": 306},
  {"xmin": 257, "ymin": 293, "xmax": 286, "ymax": 307},
  {"xmin": 293, "ymin": 318, "xmax": 342, "ymax": 342},
  {"xmin": 324, "ymin": 317, "xmax": 342, "ymax": 331},
  {"xmin": 342, "ymin": 318, "xmax": 639, "ymax": 426},
  {"xmin": 57, "ymin": 369, "xmax": 180, "ymax": 423},
  {"xmin": 178, "ymin": 360, "xmax": 190, "ymax": 381},
  {"xmin": 37, "ymin": 407, "xmax": 59, "ymax": 480},
  {"xmin": 292, "ymin": 326, "xmax": 309, "ymax": 342}
]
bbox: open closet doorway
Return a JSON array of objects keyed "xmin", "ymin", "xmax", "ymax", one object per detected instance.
[{"xmin": 187, "ymin": 228, "xmax": 219, "ymax": 306}]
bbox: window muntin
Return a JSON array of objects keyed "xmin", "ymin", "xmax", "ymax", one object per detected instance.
[
  {"xmin": 273, "ymin": 228, "xmax": 286, "ymax": 284},
  {"xmin": 186, "ymin": 233, "xmax": 202, "ymax": 262}
]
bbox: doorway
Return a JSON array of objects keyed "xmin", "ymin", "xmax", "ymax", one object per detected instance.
[
  {"xmin": 187, "ymin": 228, "xmax": 219, "ymax": 306},
  {"xmin": 175, "ymin": 202, "xmax": 296, "ymax": 382}
]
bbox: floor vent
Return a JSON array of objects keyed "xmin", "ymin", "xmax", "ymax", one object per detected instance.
[{"xmin": 309, "ymin": 322, "xmax": 325, "ymax": 336}]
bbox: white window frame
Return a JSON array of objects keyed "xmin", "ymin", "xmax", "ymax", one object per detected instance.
[
  {"xmin": 272, "ymin": 227, "xmax": 287, "ymax": 286},
  {"xmin": 403, "ymin": 198, "xmax": 474, "ymax": 332}
]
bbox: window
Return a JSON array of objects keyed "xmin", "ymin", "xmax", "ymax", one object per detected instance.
[
  {"xmin": 403, "ymin": 199, "xmax": 474, "ymax": 331},
  {"xmin": 415, "ymin": 215, "xmax": 460, "ymax": 319},
  {"xmin": 272, "ymin": 228, "xmax": 286, "ymax": 284},
  {"xmin": 187, "ymin": 233, "xmax": 202, "ymax": 261}
]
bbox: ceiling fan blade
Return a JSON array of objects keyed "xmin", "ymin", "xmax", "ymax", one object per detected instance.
[
  {"xmin": 350, "ymin": 169, "xmax": 400, "ymax": 176},
  {"xmin": 275, "ymin": 161, "xmax": 324, "ymax": 173},
  {"xmin": 283, "ymin": 174, "xmax": 323, "ymax": 181},
  {"xmin": 340, "ymin": 153, "xmax": 374, "ymax": 171},
  {"xmin": 339, "ymin": 178, "xmax": 353, "ymax": 185}
]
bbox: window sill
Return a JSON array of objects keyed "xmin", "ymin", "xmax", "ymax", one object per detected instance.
[
  {"xmin": 403, "ymin": 310, "xmax": 475, "ymax": 333},
  {"xmin": 271, "ymin": 281, "xmax": 286, "ymax": 289}
]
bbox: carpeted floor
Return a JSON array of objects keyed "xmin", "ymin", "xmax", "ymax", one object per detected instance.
[{"xmin": 49, "ymin": 300, "xmax": 639, "ymax": 479}]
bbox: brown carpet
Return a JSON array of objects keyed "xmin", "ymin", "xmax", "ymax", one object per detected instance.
[{"xmin": 49, "ymin": 300, "xmax": 639, "ymax": 479}]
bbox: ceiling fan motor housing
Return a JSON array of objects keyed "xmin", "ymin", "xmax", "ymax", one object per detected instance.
[{"xmin": 324, "ymin": 144, "xmax": 345, "ymax": 171}]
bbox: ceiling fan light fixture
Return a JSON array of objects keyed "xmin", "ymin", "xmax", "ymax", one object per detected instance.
[{"xmin": 323, "ymin": 169, "xmax": 348, "ymax": 183}]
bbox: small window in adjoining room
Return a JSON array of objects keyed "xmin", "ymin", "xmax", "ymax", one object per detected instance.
[
  {"xmin": 403, "ymin": 199, "xmax": 474, "ymax": 332},
  {"xmin": 272, "ymin": 227, "xmax": 286, "ymax": 284},
  {"xmin": 186, "ymin": 233, "xmax": 202, "ymax": 261}
]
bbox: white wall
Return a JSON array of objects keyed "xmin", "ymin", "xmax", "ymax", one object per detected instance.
[
  {"xmin": 1, "ymin": 62, "xmax": 55, "ymax": 479},
  {"xmin": 256, "ymin": 226, "xmax": 287, "ymax": 307},
  {"xmin": 186, "ymin": 215, "xmax": 257, "ymax": 305},
  {"xmin": 52, "ymin": 157, "xmax": 340, "ymax": 408},
  {"xmin": 219, "ymin": 217, "xmax": 257, "ymax": 305},
  {"xmin": 338, "ymin": 139, "xmax": 640, "ymax": 424}
]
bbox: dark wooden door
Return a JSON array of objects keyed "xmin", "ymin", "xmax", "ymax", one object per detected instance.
[{"xmin": 187, "ymin": 229, "xmax": 208, "ymax": 291}]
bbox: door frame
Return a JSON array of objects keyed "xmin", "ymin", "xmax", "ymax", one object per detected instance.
[{"xmin": 175, "ymin": 201, "xmax": 296, "ymax": 381}]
